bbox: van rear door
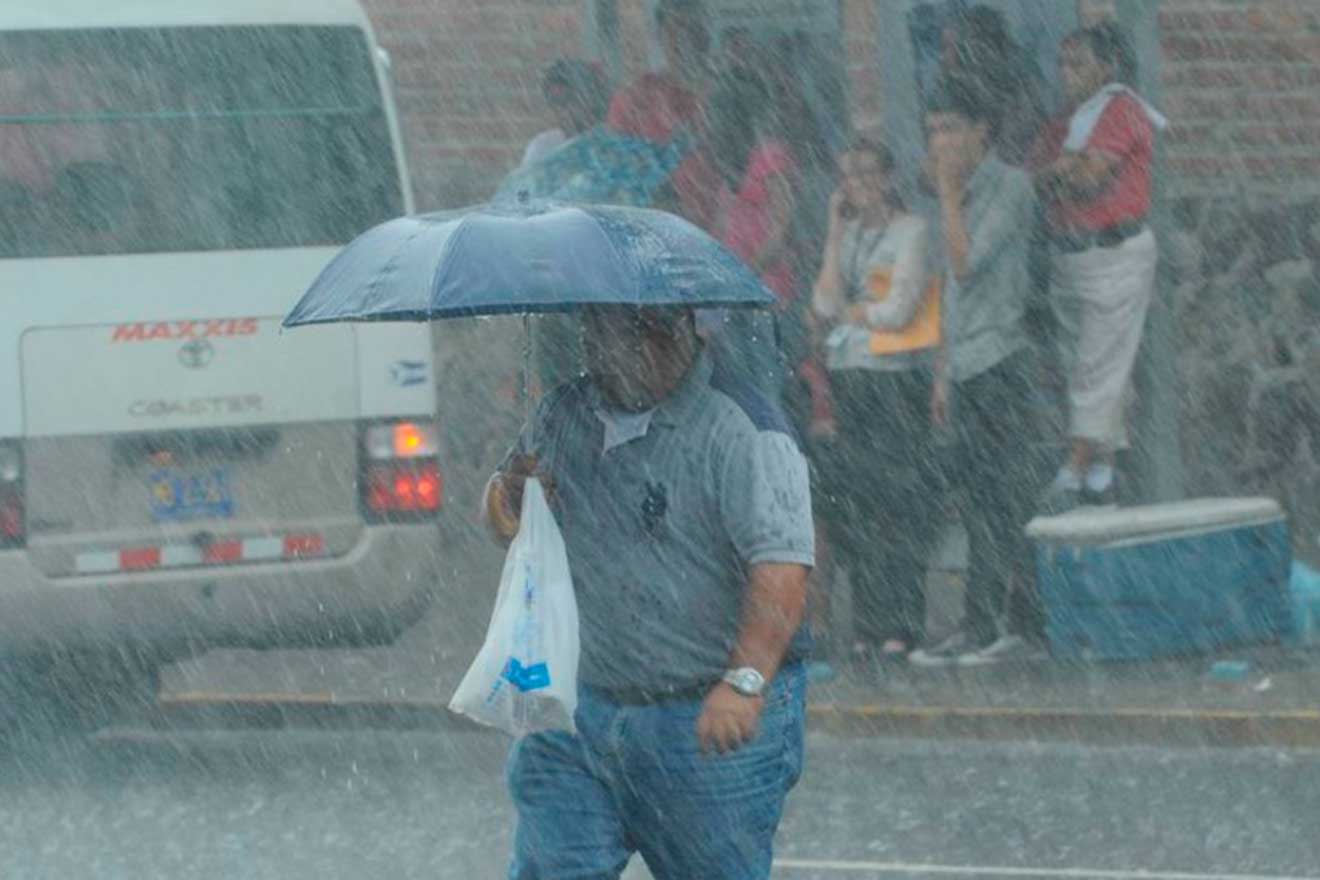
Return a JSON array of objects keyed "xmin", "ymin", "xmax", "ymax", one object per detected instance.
[{"xmin": 0, "ymin": 23, "xmax": 434, "ymax": 577}]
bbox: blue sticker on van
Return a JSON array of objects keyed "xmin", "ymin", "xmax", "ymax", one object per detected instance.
[{"xmin": 390, "ymin": 360, "xmax": 428, "ymax": 387}]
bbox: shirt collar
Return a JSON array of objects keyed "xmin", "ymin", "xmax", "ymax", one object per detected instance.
[{"xmin": 594, "ymin": 406, "xmax": 656, "ymax": 453}]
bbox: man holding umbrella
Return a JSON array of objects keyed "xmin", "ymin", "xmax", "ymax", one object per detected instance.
[
  {"xmin": 283, "ymin": 200, "xmax": 814, "ymax": 879},
  {"xmin": 484, "ymin": 304, "xmax": 814, "ymax": 879}
]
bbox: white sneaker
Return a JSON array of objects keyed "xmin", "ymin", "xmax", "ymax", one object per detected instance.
[
  {"xmin": 908, "ymin": 631, "xmax": 975, "ymax": 668},
  {"xmin": 956, "ymin": 634, "xmax": 1044, "ymax": 667}
]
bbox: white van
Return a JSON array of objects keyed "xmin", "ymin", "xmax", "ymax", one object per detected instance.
[{"xmin": 0, "ymin": 1, "xmax": 441, "ymax": 695}]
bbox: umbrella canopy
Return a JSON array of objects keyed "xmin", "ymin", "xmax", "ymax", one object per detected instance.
[
  {"xmin": 495, "ymin": 126, "xmax": 690, "ymax": 206},
  {"xmin": 282, "ymin": 201, "xmax": 774, "ymax": 328}
]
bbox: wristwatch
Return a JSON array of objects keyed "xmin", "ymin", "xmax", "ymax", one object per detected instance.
[{"xmin": 722, "ymin": 667, "xmax": 766, "ymax": 698}]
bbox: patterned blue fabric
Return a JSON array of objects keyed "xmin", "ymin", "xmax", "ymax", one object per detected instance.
[{"xmin": 495, "ymin": 125, "xmax": 691, "ymax": 207}]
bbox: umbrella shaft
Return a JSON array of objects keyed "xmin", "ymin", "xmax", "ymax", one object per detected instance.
[{"xmin": 522, "ymin": 313, "xmax": 533, "ymax": 451}]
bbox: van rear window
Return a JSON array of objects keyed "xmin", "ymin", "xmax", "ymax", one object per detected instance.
[{"xmin": 0, "ymin": 26, "xmax": 403, "ymax": 257}]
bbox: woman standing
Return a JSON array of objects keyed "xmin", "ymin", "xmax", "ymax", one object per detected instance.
[{"xmin": 811, "ymin": 136, "xmax": 940, "ymax": 662}]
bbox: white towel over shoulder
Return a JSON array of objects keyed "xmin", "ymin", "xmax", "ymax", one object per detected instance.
[{"xmin": 1064, "ymin": 83, "xmax": 1169, "ymax": 153}]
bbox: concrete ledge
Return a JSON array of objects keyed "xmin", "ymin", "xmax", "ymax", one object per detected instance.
[
  {"xmin": 806, "ymin": 703, "xmax": 1320, "ymax": 749},
  {"xmin": 148, "ymin": 692, "xmax": 1320, "ymax": 750}
]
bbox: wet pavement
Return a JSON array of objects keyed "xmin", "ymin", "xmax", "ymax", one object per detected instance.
[
  {"xmin": 0, "ymin": 720, "xmax": 1316, "ymax": 880},
  {"xmin": 3, "ymin": 573, "xmax": 1318, "ymax": 878}
]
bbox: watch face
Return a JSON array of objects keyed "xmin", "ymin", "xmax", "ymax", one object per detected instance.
[{"xmin": 727, "ymin": 668, "xmax": 765, "ymax": 695}]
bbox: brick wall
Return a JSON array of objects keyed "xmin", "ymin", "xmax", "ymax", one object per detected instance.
[
  {"xmin": 362, "ymin": 0, "xmax": 591, "ymax": 210},
  {"xmin": 1158, "ymin": 1, "xmax": 1320, "ymax": 196},
  {"xmin": 362, "ymin": 1, "xmax": 1320, "ymax": 207},
  {"xmin": 1084, "ymin": 0, "xmax": 1320, "ymax": 197}
]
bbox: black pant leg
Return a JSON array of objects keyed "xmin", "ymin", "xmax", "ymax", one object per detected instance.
[
  {"xmin": 954, "ymin": 354, "xmax": 1047, "ymax": 644},
  {"xmin": 827, "ymin": 369, "xmax": 940, "ymax": 646}
]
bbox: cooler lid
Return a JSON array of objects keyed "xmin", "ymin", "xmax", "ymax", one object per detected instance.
[{"xmin": 1026, "ymin": 497, "xmax": 1284, "ymax": 546}]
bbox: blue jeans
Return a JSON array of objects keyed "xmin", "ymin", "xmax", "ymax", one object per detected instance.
[{"xmin": 507, "ymin": 664, "xmax": 807, "ymax": 880}]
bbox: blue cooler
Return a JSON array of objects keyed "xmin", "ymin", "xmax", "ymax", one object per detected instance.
[
  {"xmin": 1291, "ymin": 562, "xmax": 1320, "ymax": 647},
  {"xmin": 1026, "ymin": 498, "xmax": 1291, "ymax": 661}
]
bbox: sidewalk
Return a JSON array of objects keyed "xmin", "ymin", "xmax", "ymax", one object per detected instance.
[
  {"xmin": 157, "ymin": 625, "xmax": 1320, "ymax": 751},
  {"xmin": 799, "ymin": 544, "xmax": 1320, "ymax": 748},
  {"xmin": 804, "ymin": 646, "xmax": 1320, "ymax": 748},
  {"xmin": 153, "ymin": 529, "xmax": 1320, "ymax": 749}
]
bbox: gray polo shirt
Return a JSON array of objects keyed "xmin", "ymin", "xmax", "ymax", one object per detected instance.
[
  {"xmin": 505, "ymin": 352, "xmax": 815, "ymax": 693},
  {"xmin": 936, "ymin": 154, "xmax": 1035, "ymax": 383}
]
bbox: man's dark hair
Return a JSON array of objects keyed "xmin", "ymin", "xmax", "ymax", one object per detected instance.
[
  {"xmin": 956, "ymin": 5, "xmax": 1013, "ymax": 57},
  {"xmin": 1066, "ymin": 21, "xmax": 1138, "ymax": 85},
  {"xmin": 924, "ymin": 74, "xmax": 996, "ymax": 131}
]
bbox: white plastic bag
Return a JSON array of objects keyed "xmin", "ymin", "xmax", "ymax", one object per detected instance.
[{"xmin": 449, "ymin": 477, "xmax": 579, "ymax": 735}]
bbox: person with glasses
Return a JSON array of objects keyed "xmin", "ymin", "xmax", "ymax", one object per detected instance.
[{"xmin": 811, "ymin": 134, "xmax": 940, "ymax": 665}]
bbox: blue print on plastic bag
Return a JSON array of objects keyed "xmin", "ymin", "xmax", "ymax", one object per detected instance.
[
  {"xmin": 499, "ymin": 562, "xmax": 551, "ymax": 692},
  {"xmin": 502, "ymin": 658, "xmax": 552, "ymax": 692}
]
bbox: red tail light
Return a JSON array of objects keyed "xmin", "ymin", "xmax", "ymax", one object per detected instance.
[
  {"xmin": 360, "ymin": 420, "xmax": 442, "ymax": 522},
  {"xmin": 365, "ymin": 461, "xmax": 442, "ymax": 514},
  {"xmin": 0, "ymin": 441, "xmax": 23, "ymax": 548}
]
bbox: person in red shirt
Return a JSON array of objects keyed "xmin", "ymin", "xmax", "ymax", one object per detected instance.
[
  {"xmin": 1030, "ymin": 22, "xmax": 1166, "ymax": 512},
  {"xmin": 606, "ymin": 0, "xmax": 721, "ymax": 232}
]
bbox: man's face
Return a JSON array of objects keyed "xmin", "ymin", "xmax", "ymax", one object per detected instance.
[
  {"xmin": 838, "ymin": 150, "xmax": 888, "ymax": 211},
  {"xmin": 1059, "ymin": 38, "xmax": 1111, "ymax": 105},
  {"xmin": 926, "ymin": 110, "xmax": 987, "ymax": 165},
  {"xmin": 580, "ymin": 307, "xmax": 695, "ymax": 412}
]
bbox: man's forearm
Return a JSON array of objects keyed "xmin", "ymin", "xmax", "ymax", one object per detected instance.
[
  {"xmin": 729, "ymin": 562, "xmax": 809, "ymax": 681},
  {"xmin": 939, "ymin": 185, "xmax": 971, "ymax": 280},
  {"xmin": 1052, "ymin": 152, "xmax": 1120, "ymax": 202}
]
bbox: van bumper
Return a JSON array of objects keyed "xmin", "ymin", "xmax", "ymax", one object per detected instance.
[{"xmin": 0, "ymin": 524, "xmax": 443, "ymax": 658}]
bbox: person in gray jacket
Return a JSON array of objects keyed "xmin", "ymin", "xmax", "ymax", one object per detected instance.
[{"xmin": 908, "ymin": 78, "xmax": 1048, "ymax": 669}]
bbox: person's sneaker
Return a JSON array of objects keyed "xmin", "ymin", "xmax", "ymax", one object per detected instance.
[
  {"xmin": 908, "ymin": 631, "xmax": 976, "ymax": 668},
  {"xmin": 956, "ymin": 634, "xmax": 1046, "ymax": 667},
  {"xmin": 1080, "ymin": 482, "xmax": 1119, "ymax": 508},
  {"xmin": 878, "ymin": 638, "xmax": 912, "ymax": 663}
]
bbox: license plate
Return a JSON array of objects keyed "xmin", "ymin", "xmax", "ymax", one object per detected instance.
[{"xmin": 148, "ymin": 467, "xmax": 234, "ymax": 522}]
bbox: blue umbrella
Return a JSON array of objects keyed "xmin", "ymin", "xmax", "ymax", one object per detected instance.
[{"xmin": 282, "ymin": 200, "xmax": 773, "ymax": 327}]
